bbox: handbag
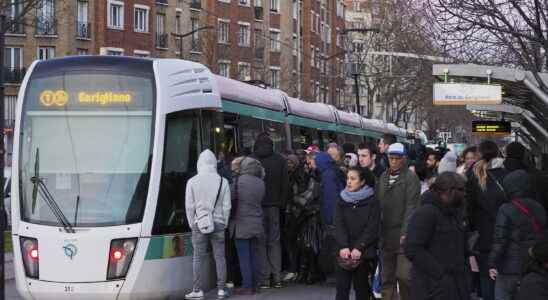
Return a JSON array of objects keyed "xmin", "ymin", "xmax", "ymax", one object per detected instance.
[
  {"xmin": 195, "ymin": 176, "xmax": 223, "ymax": 234},
  {"xmin": 336, "ymin": 256, "xmax": 361, "ymax": 271}
]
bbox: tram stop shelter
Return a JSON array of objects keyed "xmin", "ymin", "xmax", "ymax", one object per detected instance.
[{"xmin": 433, "ymin": 64, "xmax": 548, "ymax": 170}]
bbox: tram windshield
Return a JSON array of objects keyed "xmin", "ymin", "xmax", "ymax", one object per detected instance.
[{"xmin": 19, "ymin": 70, "xmax": 154, "ymax": 227}]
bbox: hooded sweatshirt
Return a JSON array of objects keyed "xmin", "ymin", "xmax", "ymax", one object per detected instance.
[
  {"xmin": 252, "ymin": 134, "xmax": 289, "ymax": 208},
  {"xmin": 315, "ymin": 152, "xmax": 346, "ymax": 225},
  {"xmin": 185, "ymin": 149, "xmax": 231, "ymax": 228}
]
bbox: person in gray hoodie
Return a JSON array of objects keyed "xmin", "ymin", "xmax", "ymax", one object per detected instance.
[
  {"xmin": 185, "ymin": 149, "xmax": 231, "ymax": 300},
  {"xmin": 230, "ymin": 157, "xmax": 266, "ymax": 295}
]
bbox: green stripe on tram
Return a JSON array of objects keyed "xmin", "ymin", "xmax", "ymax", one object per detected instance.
[
  {"xmin": 221, "ymin": 99, "xmax": 285, "ymax": 123},
  {"xmin": 145, "ymin": 233, "xmax": 193, "ymax": 260},
  {"xmin": 286, "ymin": 115, "xmax": 337, "ymax": 131}
]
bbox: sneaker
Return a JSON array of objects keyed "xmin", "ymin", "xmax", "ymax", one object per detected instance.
[
  {"xmin": 259, "ymin": 282, "xmax": 271, "ymax": 289},
  {"xmin": 272, "ymin": 281, "xmax": 284, "ymax": 289},
  {"xmin": 185, "ymin": 290, "xmax": 204, "ymax": 300},
  {"xmin": 226, "ymin": 282, "xmax": 235, "ymax": 289},
  {"xmin": 218, "ymin": 289, "xmax": 228, "ymax": 299},
  {"xmin": 283, "ymin": 272, "xmax": 297, "ymax": 282}
]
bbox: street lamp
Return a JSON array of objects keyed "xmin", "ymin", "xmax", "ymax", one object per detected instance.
[{"xmin": 171, "ymin": 26, "xmax": 214, "ymax": 59}]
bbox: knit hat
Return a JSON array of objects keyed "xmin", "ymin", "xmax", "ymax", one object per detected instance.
[
  {"xmin": 438, "ymin": 151, "xmax": 457, "ymax": 174},
  {"xmin": 387, "ymin": 143, "xmax": 406, "ymax": 156},
  {"xmin": 506, "ymin": 142, "xmax": 526, "ymax": 160},
  {"xmin": 287, "ymin": 154, "xmax": 300, "ymax": 166}
]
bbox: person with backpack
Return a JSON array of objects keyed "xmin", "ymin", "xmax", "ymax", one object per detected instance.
[
  {"xmin": 229, "ymin": 157, "xmax": 265, "ymax": 295},
  {"xmin": 185, "ymin": 150, "xmax": 232, "ymax": 300},
  {"xmin": 334, "ymin": 166, "xmax": 380, "ymax": 300},
  {"xmin": 488, "ymin": 170, "xmax": 547, "ymax": 300},
  {"xmin": 466, "ymin": 140, "xmax": 509, "ymax": 300}
]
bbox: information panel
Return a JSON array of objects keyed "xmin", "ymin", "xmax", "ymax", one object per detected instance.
[
  {"xmin": 434, "ymin": 83, "xmax": 502, "ymax": 105},
  {"xmin": 472, "ymin": 120, "xmax": 511, "ymax": 136}
]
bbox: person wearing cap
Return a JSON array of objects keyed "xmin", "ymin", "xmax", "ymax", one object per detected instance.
[
  {"xmin": 517, "ymin": 238, "xmax": 548, "ymax": 300},
  {"xmin": 376, "ymin": 142, "xmax": 421, "ymax": 300}
]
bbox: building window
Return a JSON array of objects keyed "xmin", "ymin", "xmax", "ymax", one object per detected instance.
[
  {"xmin": 4, "ymin": 47, "xmax": 22, "ymax": 70},
  {"xmin": 219, "ymin": 61, "xmax": 230, "ymax": 77},
  {"xmin": 76, "ymin": 0, "xmax": 90, "ymax": 38},
  {"xmin": 292, "ymin": 0, "xmax": 298, "ymax": 19},
  {"xmin": 134, "ymin": 6, "xmax": 149, "ymax": 33},
  {"xmin": 156, "ymin": 14, "xmax": 168, "ymax": 48},
  {"xmin": 238, "ymin": 62, "xmax": 251, "ymax": 81},
  {"xmin": 269, "ymin": 30, "xmax": 280, "ymax": 52},
  {"xmin": 239, "ymin": 0, "xmax": 249, "ymax": 6},
  {"xmin": 107, "ymin": 0, "xmax": 124, "ymax": 29},
  {"xmin": 311, "ymin": 11, "xmax": 314, "ymax": 32},
  {"xmin": 36, "ymin": 0, "xmax": 56, "ymax": 35},
  {"xmin": 270, "ymin": 0, "xmax": 279, "ymax": 13},
  {"xmin": 106, "ymin": 48, "xmax": 123, "ymax": 56},
  {"xmin": 76, "ymin": 48, "xmax": 88, "ymax": 56},
  {"xmin": 175, "ymin": 14, "xmax": 181, "ymax": 34},
  {"xmin": 270, "ymin": 67, "xmax": 280, "ymax": 89},
  {"xmin": 310, "ymin": 46, "xmax": 314, "ymax": 66},
  {"xmin": 238, "ymin": 23, "xmax": 250, "ymax": 47},
  {"xmin": 37, "ymin": 46, "xmax": 55, "ymax": 60},
  {"xmin": 134, "ymin": 50, "xmax": 150, "ymax": 57},
  {"xmin": 218, "ymin": 19, "xmax": 230, "ymax": 44},
  {"xmin": 292, "ymin": 35, "xmax": 298, "ymax": 56},
  {"xmin": 191, "ymin": 14, "xmax": 201, "ymax": 51}
]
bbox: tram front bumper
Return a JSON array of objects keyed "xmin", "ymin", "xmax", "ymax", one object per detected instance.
[{"xmin": 20, "ymin": 278, "xmax": 125, "ymax": 300}]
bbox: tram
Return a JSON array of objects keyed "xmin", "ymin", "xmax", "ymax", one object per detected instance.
[{"xmin": 11, "ymin": 56, "xmax": 409, "ymax": 300}]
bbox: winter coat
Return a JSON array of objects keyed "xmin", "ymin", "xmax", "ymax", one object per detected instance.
[
  {"xmin": 404, "ymin": 190, "xmax": 469, "ymax": 300},
  {"xmin": 185, "ymin": 150, "xmax": 231, "ymax": 228},
  {"xmin": 315, "ymin": 152, "xmax": 346, "ymax": 225},
  {"xmin": 372, "ymin": 164, "xmax": 385, "ymax": 178},
  {"xmin": 504, "ymin": 158, "xmax": 548, "ymax": 215},
  {"xmin": 376, "ymin": 167, "xmax": 421, "ymax": 251},
  {"xmin": 465, "ymin": 158, "xmax": 509, "ymax": 253},
  {"xmin": 334, "ymin": 191, "xmax": 380, "ymax": 257},
  {"xmin": 229, "ymin": 157, "xmax": 265, "ymax": 239},
  {"xmin": 252, "ymin": 135, "xmax": 289, "ymax": 208},
  {"xmin": 517, "ymin": 262, "xmax": 548, "ymax": 300}
]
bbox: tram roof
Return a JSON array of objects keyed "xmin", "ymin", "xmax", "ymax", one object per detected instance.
[
  {"xmin": 336, "ymin": 110, "xmax": 362, "ymax": 128},
  {"xmin": 285, "ymin": 97, "xmax": 337, "ymax": 123},
  {"xmin": 214, "ymin": 75, "xmax": 285, "ymax": 112}
]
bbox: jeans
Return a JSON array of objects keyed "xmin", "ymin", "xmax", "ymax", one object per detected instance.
[
  {"xmin": 191, "ymin": 227, "xmax": 227, "ymax": 292},
  {"xmin": 257, "ymin": 207, "xmax": 282, "ymax": 283},
  {"xmin": 336, "ymin": 262, "xmax": 370, "ymax": 300},
  {"xmin": 495, "ymin": 274, "xmax": 520, "ymax": 300},
  {"xmin": 478, "ymin": 252, "xmax": 495, "ymax": 300},
  {"xmin": 235, "ymin": 238, "xmax": 258, "ymax": 289}
]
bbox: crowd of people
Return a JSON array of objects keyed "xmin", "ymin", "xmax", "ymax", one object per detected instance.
[{"xmin": 183, "ymin": 132, "xmax": 548, "ymax": 300}]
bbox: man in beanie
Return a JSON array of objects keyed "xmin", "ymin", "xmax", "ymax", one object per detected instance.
[
  {"xmin": 252, "ymin": 133, "xmax": 289, "ymax": 288},
  {"xmin": 504, "ymin": 142, "xmax": 548, "ymax": 214},
  {"xmin": 487, "ymin": 170, "xmax": 547, "ymax": 300},
  {"xmin": 376, "ymin": 143, "xmax": 421, "ymax": 300},
  {"xmin": 517, "ymin": 238, "xmax": 548, "ymax": 300}
]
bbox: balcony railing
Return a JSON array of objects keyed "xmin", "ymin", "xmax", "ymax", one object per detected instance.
[
  {"xmin": 4, "ymin": 68, "xmax": 26, "ymax": 84},
  {"xmin": 191, "ymin": 38, "xmax": 201, "ymax": 52},
  {"xmin": 6, "ymin": 17, "xmax": 25, "ymax": 34},
  {"xmin": 190, "ymin": 0, "xmax": 201, "ymax": 9},
  {"xmin": 255, "ymin": 7, "xmax": 263, "ymax": 20},
  {"xmin": 76, "ymin": 22, "xmax": 91, "ymax": 39},
  {"xmin": 156, "ymin": 33, "xmax": 168, "ymax": 48},
  {"xmin": 35, "ymin": 17, "xmax": 57, "ymax": 36}
]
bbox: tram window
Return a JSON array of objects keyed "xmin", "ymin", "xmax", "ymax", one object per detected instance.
[
  {"xmin": 153, "ymin": 111, "xmax": 200, "ymax": 234},
  {"xmin": 291, "ymin": 125, "xmax": 314, "ymax": 150},
  {"xmin": 201, "ymin": 110, "xmax": 223, "ymax": 153},
  {"xmin": 263, "ymin": 121, "xmax": 286, "ymax": 153},
  {"xmin": 238, "ymin": 116, "xmax": 262, "ymax": 154}
]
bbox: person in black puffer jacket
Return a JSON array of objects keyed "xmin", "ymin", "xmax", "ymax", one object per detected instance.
[
  {"xmin": 465, "ymin": 140, "xmax": 509, "ymax": 300},
  {"xmin": 487, "ymin": 170, "xmax": 547, "ymax": 300},
  {"xmin": 404, "ymin": 172, "xmax": 469, "ymax": 300},
  {"xmin": 334, "ymin": 166, "xmax": 380, "ymax": 300},
  {"xmin": 517, "ymin": 238, "xmax": 548, "ymax": 300},
  {"xmin": 252, "ymin": 133, "xmax": 289, "ymax": 288}
]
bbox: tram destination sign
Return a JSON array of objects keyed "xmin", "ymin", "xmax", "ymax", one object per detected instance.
[
  {"xmin": 433, "ymin": 83, "xmax": 502, "ymax": 105},
  {"xmin": 472, "ymin": 120, "xmax": 511, "ymax": 136}
]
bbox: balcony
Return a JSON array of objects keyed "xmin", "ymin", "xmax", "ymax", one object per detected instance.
[
  {"xmin": 35, "ymin": 17, "xmax": 57, "ymax": 36},
  {"xmin": 76, "ymin": 22, "xmax": 91, "ymax": 39},
  {"xmin": 190, "ymin": 0, "xmax": 201, "ymax": 9},
  {"xmin": 6, "ymin": 17, "xmax": 25, "ymax": 35},
  {"xmin": 255, "ymin": 7, "xmax": 263, "ymax": 20},
  {"xmin": 4, "ymin": 68, "xmax": 26, "ymax": 84},
  {"xmin": 191, "ymin": 38, "xmax": 201, "ymax": 52},
  {"xmin": 156, "ymin": 33, "xmax": 168, "ymax": 48}
]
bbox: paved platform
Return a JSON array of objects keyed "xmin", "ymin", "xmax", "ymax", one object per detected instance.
[{"xmin": 207, "ymin": 284, "xmax": 338, "ymax": 300}]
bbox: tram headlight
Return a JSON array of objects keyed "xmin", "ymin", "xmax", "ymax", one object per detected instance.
[
  {"xmin": 107, "ymin": 238, "xmax": 137, "ymax": 280},
  {"xmin": 19, "ymin": 237, "xmax": 39, "ymax": 279}
]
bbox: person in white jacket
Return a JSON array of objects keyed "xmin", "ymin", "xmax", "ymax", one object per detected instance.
[{"xmin": 185, "ymin": 149, "xmax": 231, "ymax": 300}]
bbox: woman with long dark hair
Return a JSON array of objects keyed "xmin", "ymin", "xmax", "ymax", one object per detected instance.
[
  {"xmin": 334, "ymin": 166, "xmax": 380, "ymax": 300},
  {"xmin": 466, "ymin": 140, "xmax": 509, "ymax": 300}
]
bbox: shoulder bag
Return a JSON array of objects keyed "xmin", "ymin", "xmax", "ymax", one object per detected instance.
[{"xmin": 195, "ymin": 176, "xmax": 223, "ymax": 234}]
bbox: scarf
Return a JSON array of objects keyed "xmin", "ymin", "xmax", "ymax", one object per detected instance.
[{"xmin": 340, "ymin": 185, "xmax": 375, "ymax": 204}]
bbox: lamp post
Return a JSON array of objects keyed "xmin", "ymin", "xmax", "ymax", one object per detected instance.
[{"xmin": 171, "ymin": 26, "xmax": 213, "ymax": 59}]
